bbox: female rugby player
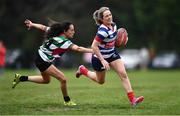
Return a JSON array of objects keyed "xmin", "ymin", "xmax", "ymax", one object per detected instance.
[
  {"xmin": 12, "ymin": 19, "xmax": 93, "ymax": 106},
  {"xmin": 76, "ymin": 7, "xmax": 144, "ymax": 106}
]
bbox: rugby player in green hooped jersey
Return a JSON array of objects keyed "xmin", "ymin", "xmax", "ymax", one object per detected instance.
[{"xmin": 12, "ymin": 19, "xmax": 93, "ymax": 106}]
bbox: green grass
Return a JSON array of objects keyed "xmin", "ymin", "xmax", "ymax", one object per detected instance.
[{"xmin": 0, "ymin": 69, "xmax": 180, "ymax": 115}]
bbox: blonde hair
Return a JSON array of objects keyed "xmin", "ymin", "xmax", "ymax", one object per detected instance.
[{"xmin": 93, "ymin": 7, "xmax": 110, "ymax": 25}]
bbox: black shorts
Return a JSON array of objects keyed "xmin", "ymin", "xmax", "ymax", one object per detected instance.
[
  {"xmin": 35, "ymin": 53, "xmax": 52, "ymax": 72},
  {"xmin": 92, "ymin": 51, "xmax": 121, "ymax": 71}
]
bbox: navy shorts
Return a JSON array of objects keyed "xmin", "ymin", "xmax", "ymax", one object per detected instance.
[
  {"xmin": 35, "ymin": 53, "xmax": 52, "ymax": 72},
  {"xmin": 91, "ymin": 51, "xmax": 121, "ymax": 71}
]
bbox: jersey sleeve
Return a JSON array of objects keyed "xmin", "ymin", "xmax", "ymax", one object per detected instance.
[
  {"xmin": 53, "ymin": 37, "xmax": 73, "ymax": 49},
  {"xmin": 66, "ymin": 40, "xmax": 73, "ymax": 48},
  {"xmin": 96, "ymin": 27, "xmax": 108, "ymax": 41}
]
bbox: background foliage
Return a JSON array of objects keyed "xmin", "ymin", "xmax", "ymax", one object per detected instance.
[{"xmin": 0, "ymin": 0, "xmax": 179, "ymax": 53}]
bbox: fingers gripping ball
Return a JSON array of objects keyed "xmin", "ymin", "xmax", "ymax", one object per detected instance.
[{"xmin": 115, "ymin": 28, "xmax": 128, "ymax": 47}]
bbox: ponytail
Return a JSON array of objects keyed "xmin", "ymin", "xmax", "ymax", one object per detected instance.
[{"xmin": 93, "ymin": 7, "xmax": 110, "ymax": 25}]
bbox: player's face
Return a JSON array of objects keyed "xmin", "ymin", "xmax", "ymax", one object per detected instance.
[
  {"xmin": 64, "ymin": 24, "xmax": 75, "ymax": 39},
  {"xmin": 102, "ymin": 10, "xmax": 113, "ymax": 25}
]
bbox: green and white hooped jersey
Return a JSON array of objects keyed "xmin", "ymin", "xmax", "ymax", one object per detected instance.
[{"xmin": 38, "ymin": 35, "xmax": 73, "ymax": 62}]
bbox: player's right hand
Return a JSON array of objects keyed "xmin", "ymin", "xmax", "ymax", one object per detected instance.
[
  {"xmin": 24, "ymin": 19, "xmax": 32, "ymax": 30},
  {"xmin": 101, "ymin": 59, "xmax": 110, "ymax": 70}
]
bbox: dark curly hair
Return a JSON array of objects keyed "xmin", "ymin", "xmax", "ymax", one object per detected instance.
[{"xmin": 45, "ymin": 19, "xmax": 73, "ymax": 38}]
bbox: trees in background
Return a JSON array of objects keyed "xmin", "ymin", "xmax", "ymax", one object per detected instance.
[{"xmin": 0, "ymin": 0, "xmax": 179, "ymax": 53}]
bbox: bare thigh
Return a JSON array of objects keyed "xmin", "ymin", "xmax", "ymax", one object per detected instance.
[
  {"xmin": 44, "ymin": 64, "xmax": 66, "ymax": 82},
  {"xmin": 110, "ymin": 59, "xmax": 127, "ymax": 78}
]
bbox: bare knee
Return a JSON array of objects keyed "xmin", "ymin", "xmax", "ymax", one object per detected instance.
[
  {"xmin": 60, "ymin": 78, "xmax": 67, "ymax": 84},
  {"xmin": 57, "ymin": 74, "xmax": 67, "ymax": 84},
  {"xmin": 43, "ymin": 80, "xmax": 50, "ymax": 84},
  {"xmin": 97, "ymin": 80, "xmax": 105, "ymax": 85},
  {"xmin": 96, "ymin": 74, "xmax": 105, "ymax": 85},
  {"xmin": 119, "ymin": 71, "xmax": 128, "ymax": 79},
  {"xmin": 97, "ymin": 78, "xmax": 105, "ymax": 85}
]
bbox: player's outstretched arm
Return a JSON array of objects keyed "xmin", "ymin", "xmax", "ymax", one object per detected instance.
[
  {"xmin": 70, "ymin": 44, "xmax": 93, "ymax": 53},
  {"xmin": 24, "ymin": 19, "xmax": 48, "ymax": 31}
]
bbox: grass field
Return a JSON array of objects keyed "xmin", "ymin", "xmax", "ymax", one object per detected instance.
[{"xmin": 0, "ymin": 69, "xmax": 180, "ymax": 115}]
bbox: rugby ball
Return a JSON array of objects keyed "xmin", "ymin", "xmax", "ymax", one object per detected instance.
[{"xmin": 115, "ymin": 28, "xmax": 128, "ymax": 47}]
